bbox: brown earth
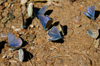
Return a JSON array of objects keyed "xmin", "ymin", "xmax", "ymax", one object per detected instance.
[{"xmin": 0, "ymin": 0, "xmax": 100, "ymax": 66}]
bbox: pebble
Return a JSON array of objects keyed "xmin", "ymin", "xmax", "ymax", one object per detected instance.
[
  {"xmin": 1, "ymin": 33, "xmax": 7, "ymax": 37},
  {"xmin": 21, "ymin": 0, "xmax": 27, "ymax": 5},
  {"xmin": 2, "ymin": 10, "xmax": 9, "ymax": 17},
  {"xmin": 0, "ymin": 6, "xmax": 4, "ymax": 10},
  {"xmin": 2, "ymin": 54, "xmax": 7, "ymax": 59},
  {"xmin": 4, "ymin": 2, "xmax": 9, "ymax": 7},
  {"xmin": 9, "ymin": 60, "xmax": 17, "ymax": 63},
  {"xmin": 0, "ymin": 1, "xmax": 4, "ymax": 5},
  {"xmin": 29, "ymin": 34, "xmax": 36, "ymax": 39},
  {"xmin": 30, "ymin": 46, "xmax": 35, "ymax": 50},
  {"xmin": 1, "ymin": 17, "xmax": 9, "ymax": 23},
  {"xmin": 0, "ymin": 15, "xmax": 2, "ymax": 20},
  {"xmin": 30, "ymin": 24, "xmax": 34, "ymax": 28}
]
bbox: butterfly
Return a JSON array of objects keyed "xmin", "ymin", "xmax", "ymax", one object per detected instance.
[
  {"xmin": 7, "ymin": 33, "xmax": 22, "ymax": 50},
  {"xmin": 59, "ymin": 24, "xmax": 65, "ymax": 36},
  {"xmin": 48, "ymin": 26, "xmax": 62, "ymax": 41},
  {"xmin": 27, "ymin": 3, "xmax": 33, "ymax": 18},
  {"xmin": 82, "ymin": 5, "xmax": 95, "ymax": 20},
  {"xmin": 87, "ymin": 29, "xmax": 99, "ymax": 39},
  {"xmin": 18, "ymin": 48, "xmax": 24, "ymax": 62},
  {"xmin": 33, "ymin": 5, "xmax": 47, "ymax": 17},
  {"xmin": 38, "ymin": 15, "xmax": 53, "ymax": 30}
]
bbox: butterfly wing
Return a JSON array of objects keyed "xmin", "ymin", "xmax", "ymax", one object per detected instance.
[
  {"xmin": 48, "ymin": 26, "xmax": 61, "ymax": 41},
  {"xmin": 8, "ymin": 33, "xmax": 16, "ymax": 46},
  {"xmin": 83, "ymin": 11, "xmax": 92, "ymax": 18},
  {"xmin": 18, "ymin": 48, "xmax": 24, "ymax": 62},
  {"xmin": 12, "ymin": 38, "xmax": 22, "ymax": 47},
  {"xmin": 38, "ymin": 5, "xmax": 47, "ymax": 15},
  {"xmin": 87, "ymin": 6, "xmax": 95, "ymax": 19},
  {"xmin": 87, "ymin": 29, "xmax": 95, "ymax": 38},
  {"xmin": 38, "ymin": 15, "xmax": 51, "ymax": 30},
  {"xmin": 8, "ymin": 33, "xmax": 22, "ymax": 47},
  {"xmin": 27, "ymin": 3, "xmax": 33, "ymax": 18}
]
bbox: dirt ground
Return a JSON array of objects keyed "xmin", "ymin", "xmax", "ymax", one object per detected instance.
[{"xmin": 0, "ymin": 0, "xmax": 100, "ymax": 66}]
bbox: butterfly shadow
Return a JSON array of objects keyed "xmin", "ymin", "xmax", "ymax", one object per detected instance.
[
  {"xmin": 0, "ymin": 41, "xmax": 6, "ymax": 54},
  {"xmin": 25, "ymin": 17, "xmax": 34, "ymax": 29},
  {"xmin": 23, "ymin": 48, "xmax": 33, "ymax": 62},
  {"xmin": 49, "ymin": 21, "xmax": 59, "ymax": 30},
  {"xmin": 52, "ymin": 21, "xmax": 60, "ymax": 26},
  {"xmin": 60, "ymin": 25, "xmax": 68, "ymax": 36},
  {"xmin": 20, "ymin": 38, "xmax": 28, "ymax": 47},
  {"xmin": 45, "ymin": 10, "xmax": 53, "ymax": 16},
  {"xmin": 95, "ymin": 10, "xmax": 100, "ymax": 20},
  {"xmin": 52, "ymin": 39, "xmax": 64, "ymax": 43},
  {"xmin": 33, "ymin": 7, "xmax": 53, "ymax": 16},
  {"xmin": 96, "ymin": 29, "xmax": 100, "ymax": 40}
]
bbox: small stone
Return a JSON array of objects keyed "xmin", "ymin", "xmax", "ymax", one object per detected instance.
[
  {"xmin": 30, "ymin": 24, "xmax": 34, "ymax": 28},
  {"xmin": 0, "ymin": 1, "xmax": 4, "ymax": 5},
  {"xmin": 36, "ymin": 25, "xmax": 39, "ymax": 28},
  {"xmin": 31, "ymin": 46, "xmax": 35, "ymax": 50},
  {"xmin": 9, "ymin": 60, "xmax": 17, "ymax": 63},
  {"xmin": 0, "ymin": 15, "xmax": 2, "ymax": 20},
  {"xmin": 12, "ymin": 26, "xmax": 15, "ymax": 29},
  {"xmin": 73, "ymin": 15, "xmax": 81, "ymax": 28},
  {"xmin": 1, "ymin": 33, "xmax": 7, "ymax": 37},
  {"xmin": 29, "ymin": 34, "xmax": 36, "ymax": 39},
  {"xmin": 21, "ymin": 0, "xmax": 27, "ymax": 5},
  {"xmin": 4, "ymin": 2, "xmax": 9, "ymax": 7},
  {"xmin": 2, "ymin": 10, "xmax": 9, "ymax": 17},
  {"xmin": 94, "ymin": 39, "xmax": 100, "ymax": 48},
  {"xmin": 0, "ymin": 6, "xmax": 4, "ymax": 10},
  {"xmin": 1, "ymin": 17, "xmax": 9, "ymax": 23},
  {"xmin": 2, "ymin": 54, "xmax": 7, "ymax": 59}
]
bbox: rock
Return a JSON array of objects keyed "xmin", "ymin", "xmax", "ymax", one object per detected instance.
[
  {"xmin": 1, "ymin": 17, "xmax": 9, "ymax": 23},
  {"xmin": 0, "ymin": 1, "xmax": 4, "ymax": 5},
  {"xmin": 0, "ymin": 15, "xmax": 2, "ymax": 20},
  {"xmin": 21, "ymin": 0, "xmax": 27, "ymax": 5},
  {"xmin": 2, "ymin": 9, "xmax": 9, "ymax": 17},
  {"xmin": 0, "ymin": 6, "xmax": 4, "ymax": 10},
  {"xmin": 73, "ymin": 15, "xmax": 81, "ymax": 28},
  {"xmin": 4, "ymin": 2, "xmax": 9, "ymax": 7}
]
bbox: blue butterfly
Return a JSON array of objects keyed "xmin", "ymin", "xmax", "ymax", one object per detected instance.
[
  {"xmin": 8, "ymin": 33, "xmax": 22, "ymax": 50},
  {"xmin": 82, "ymin": 5, "xmax": 95, "ymax": 20},
  {"xmin": 33, "ymin": 5, "xmax": 47, "ymax": 17},
  {"xmin": 48, "ymin": 26, "xmax": 62, "ymax": 41},
  {"xmin": 87, "ymin": 29, "xmax": 99, "ymax": 39},
  {"xmin": 38, "ymin": 15, "xmax": 53, "ymax": 30}
]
